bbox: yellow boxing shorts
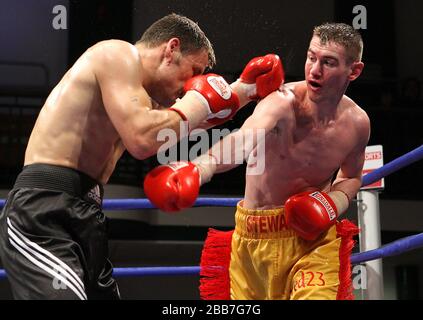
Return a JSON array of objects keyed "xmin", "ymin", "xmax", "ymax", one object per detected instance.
[{"xmin": 200, "ymin": 201, "xmax": 359, "ymax": 300}]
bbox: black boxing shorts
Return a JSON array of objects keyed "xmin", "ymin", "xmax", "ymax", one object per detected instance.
[{"xmin": 0, "ymin": 164, "xmax": 120, "ymax": 300}]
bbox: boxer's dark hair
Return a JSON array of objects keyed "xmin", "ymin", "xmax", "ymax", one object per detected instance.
[
  {"xmin": 313, "ymin": 23, "xmax": 363, "ymax": 64},
  {"xmin": 137, "ymin": 13, "xmax": 216, "ymax": 68}
]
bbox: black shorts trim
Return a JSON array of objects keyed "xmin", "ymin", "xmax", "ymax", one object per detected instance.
[{"xmin": 13, "ymin": 163, "xmax": 104, "ymax": 206}]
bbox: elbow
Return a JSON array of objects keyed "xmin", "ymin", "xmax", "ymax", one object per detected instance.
[
  {"xmin": 121, "ymin": 122, "xmax": 161, "ymax": 160},
  {"xmin": 121, "ymin": 118, "xmax": 179, "ymax": 160},
  {"xmin": 125, "ymin": 136, "xmax": 157, "ymax": 160}
]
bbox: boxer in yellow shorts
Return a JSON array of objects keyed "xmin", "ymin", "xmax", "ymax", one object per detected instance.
[
  {"xmin": 144, "ymin": 23, "xmax": 369, "ymax": 300},
  {"xmin": 199, "ymin": 201, "xmax": 358, "ymax": 300}
]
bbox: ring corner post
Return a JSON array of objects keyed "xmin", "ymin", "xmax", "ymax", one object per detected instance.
[{"xmin": 357, "ymin": 190, "xmax": 384, "ymax": 300}]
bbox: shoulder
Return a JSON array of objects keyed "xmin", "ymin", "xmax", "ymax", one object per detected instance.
[
  {"xmin": 284, "ymin": 81, "xmax": 306, "ymax": 96},
  {"xmin": 342, "ymin": 96, "xmax": 370, "ymax": 124},
  {"xmin": 283, "ymin": 80, "xmax": 305, "ymax": 91},
  {"xmin": 265, "ymin": 80, "xmax": 303, "ymax": 105},
  {"xmin": 88, "ymin": 40, "xmax": 141, "ymax": 81},
  {"xmin": 90, "ymin": 40, "xmax": 140, "ymax": 66},
  {"xmin": 249, "ymin": 81, "xmax": 307, "ymax": 121},
  {"xmin": 342, "ymin": 96, "xmax": 371, "ymax": 142},
  {"xmin": 256, "ymin": 86, "xmax": 296, "ymax": 116},
  {"xmin": 91, "ymin": 39, "xmax": 137, "ymax": 54}
]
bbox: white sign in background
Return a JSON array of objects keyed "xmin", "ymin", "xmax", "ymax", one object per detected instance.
[{"xmin": 361, "ymin": 145, "xmax": 384, "ymax": 190}]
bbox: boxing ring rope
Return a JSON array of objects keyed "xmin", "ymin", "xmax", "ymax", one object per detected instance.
[
  {"xmin": 356, "ymin": 144, "xmax": 423, "ymax": 299},
  {"xmin": 3, "ymin": 232, "xmax": 422, "ymax": 280},
  {"xmin": 1, "ymin": 143, "xmax": 421, "ymax": 210},
  {"xmin": 2, "ymin": 145, "xmax": 420, "ymax": 210},
  {"xmin": 0, "ymin": 144, "xmax": 422, "ymax": 298}
]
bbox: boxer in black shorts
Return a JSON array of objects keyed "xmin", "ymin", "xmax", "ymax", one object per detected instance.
[
  {"xmin": 0, "ymin": 13, "xmax": 282, "ymax": 299},
  {"xmin": 0, "ymin": 164, "xmax": 118, "ymax": 299}
]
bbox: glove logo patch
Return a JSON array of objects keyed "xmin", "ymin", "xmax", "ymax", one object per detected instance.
[
  {"xmin": 207, "ymin": 76, "xmax": 232, "ymax": 100},
  {"xmin": 167, "ymin": 161, "xmax": 189, "ymax": 171},
  {"xmin": 309, "ymin": 192, "xmax": 337, "ymax": 221},
  {"xmin": 207, "ymin": 109, "xmax": 232, "ymax": 119}
]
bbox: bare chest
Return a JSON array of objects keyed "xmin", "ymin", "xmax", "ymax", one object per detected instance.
[{"xmin": 246, "ymin": 121, "xmax": 355, "ymax": 198}]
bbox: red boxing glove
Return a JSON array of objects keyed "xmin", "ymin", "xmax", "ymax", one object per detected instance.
[
  {"xmin": 239, "ymin": 54, "xmax": 285, "ymax": 100},
  {"xmin": 143, "ymin": 162, "xmax": 200, "ymax": 212},
  {"xmin": 285, "ymin": 191, "xmax": 339, "ymax": 241},
  {"xmin": 185, "ymin": 74, "xmax": 240, "ymax": 125},
  {"xmin": 170, "ymin": 74, "xmax": 240, "ymax": 127}
]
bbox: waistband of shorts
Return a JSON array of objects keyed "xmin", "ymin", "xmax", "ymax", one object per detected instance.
[
  {"xmin": 235, "ymin": 200, "xmax": 296, "ymax": 239},
  {"xmin": 13, "ymin": 163, "xmax": 104, "ymax": 206}
]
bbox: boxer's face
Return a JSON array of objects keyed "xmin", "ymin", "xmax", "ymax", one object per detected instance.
[
  {"xmin": 305, "ymin": 36, "xmax": 361, "ymax": 103},
  {"xmin": 155, "ymin": 48, "xmax": 209, "ymax": 107}
]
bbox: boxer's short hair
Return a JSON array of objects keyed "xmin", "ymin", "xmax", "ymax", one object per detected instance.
[
  {"xmin": 313, "ymin": 23, "xmax": 363, "ymax": 64},
  {"xmin": 137, "ymin": 13, "xmax": 216, "ymax": 68}
]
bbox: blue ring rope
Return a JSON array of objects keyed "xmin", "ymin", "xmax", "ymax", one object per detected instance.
[
  {"xmin": 113, "ymin": 266, "xmax": 201, "ymax": 277},
  {"xmin": 1, "ymin": 145, "xmax": 422, "ymax": 211},
  {"xmin": 361, "ymin": 144, "xmax": 423, "ymax": 186},
  {"xmin": 351, "ymin": 232, "xmax": 423, "ymax": 264},
  {"xmin": 0, "ymin": 144, "xmax": 422, "ymax": 279},
  {"xmin": 1, "ymin": 229, "xmax": 422, "ymax": 280}
]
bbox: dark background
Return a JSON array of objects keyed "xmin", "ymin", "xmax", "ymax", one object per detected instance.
[
  {"xmin": 1, "ymin": 0, "xmax": 422, "ymax": 199},
  {"xmin": 0, "ymin": 0, "xmax": 422, "ymax": 300}
]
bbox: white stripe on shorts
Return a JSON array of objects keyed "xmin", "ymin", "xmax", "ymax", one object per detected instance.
[{"xmin": 7, "ymin": 218, "xmax": 87, "ymax": 300}]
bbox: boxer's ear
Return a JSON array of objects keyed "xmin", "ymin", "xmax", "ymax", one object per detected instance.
[
  {"xmin": 348, "ymin": 61, "xmax": 364, "ymax": 81},
  {"xmin": 164, "ymin": 38, "xmax": 181, "ymax": 64}
]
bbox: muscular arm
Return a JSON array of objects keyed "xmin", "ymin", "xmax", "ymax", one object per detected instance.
[
  {"xmin": 95, "ymin": 41, "xmax": 186, "ymax": 160},
  {"xmin": 194, "ymin": 89, "xmax": 294, "ymax": 184},
  {"xmin": 331, "ymin": 110, "xmax": 371, "ymax": 203}
]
